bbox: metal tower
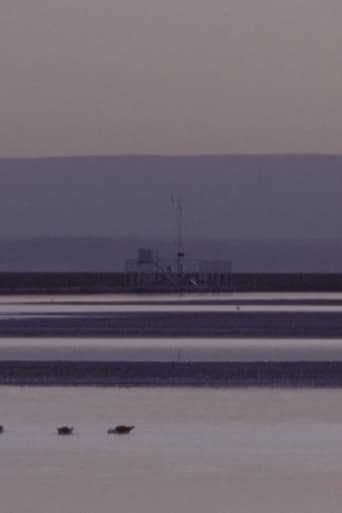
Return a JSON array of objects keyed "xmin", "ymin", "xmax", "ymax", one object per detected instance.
[{"xmin": 171, "ymin": 196, "xmax": 184, "ymax": 273}]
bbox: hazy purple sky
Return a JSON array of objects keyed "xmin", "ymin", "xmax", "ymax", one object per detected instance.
[{"xmin": 1, "ymin": 0, "xmax": 342, "ymax": 157}]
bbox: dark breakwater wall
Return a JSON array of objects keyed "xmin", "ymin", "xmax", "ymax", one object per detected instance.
[{"xmin": 0, "ymin": 272, "xmax": 341, "ymax": 294}]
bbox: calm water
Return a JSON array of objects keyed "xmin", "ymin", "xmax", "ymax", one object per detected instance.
[
  {"xmin": 0, "ymin": 294, "xmax": 341, "ymax": 511},
  {"xmin": 1, "ymin": 337, "xmax": 342, "ymax": 361},
  {"xmin": 0, "ymin": 292, "xmax": 342, "ymax": 361},
  {"xmin": 0, "ymin": 387, "xmax": 342, "ymax": 513}
]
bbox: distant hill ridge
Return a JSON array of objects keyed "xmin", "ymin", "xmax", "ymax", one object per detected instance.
[
  {"xmin": 0, "ymin": 237, "xmax": 341, "ymax": 272},
  {"xmin": 0, "ymin": 154, "xmax": 341, "ymax": 271}
]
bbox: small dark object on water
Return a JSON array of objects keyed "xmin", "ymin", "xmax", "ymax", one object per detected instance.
[
  {"xmin": 57, "ymin": 426, "xmax": 74, "ymax": 435},
  {"xmin": 107, "ymin": 425, "xmax": 135, "ymax": 435},
  {"xmin": 0, "ymin": 426, "xmax": 4, "ymax": 433}
]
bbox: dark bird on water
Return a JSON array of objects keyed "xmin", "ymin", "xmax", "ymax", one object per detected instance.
[
  {"xmin": 57, "ymin": 426, "xmax": 74, "ymax": 435},
  {"xmin": 107, "ymin": 425, "xmax": 135, "ymax": 435},
  {"xmin": 0, "ymin": 426, "xmax": 4, "ymax": 433}
]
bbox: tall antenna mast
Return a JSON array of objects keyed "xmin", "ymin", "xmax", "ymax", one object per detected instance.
[{"xmin": 171, "ymin": 196, "xmax": 185, "ymax": 273}]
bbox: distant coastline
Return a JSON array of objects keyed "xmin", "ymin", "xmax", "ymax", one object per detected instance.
[
  {"xmin": 0, "ymin": 236, "xmax": 342, "ymax": 273},
  {"xmin": 1, "ymin": 154, "xmax": 342, "ymax": 272}
]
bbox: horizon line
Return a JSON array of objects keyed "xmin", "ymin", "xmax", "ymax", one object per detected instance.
[{"xmin": 1, "ymin": 152, "xmax": 342, "ymax": 160}]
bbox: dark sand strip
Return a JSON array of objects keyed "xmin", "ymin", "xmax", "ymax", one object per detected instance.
[
  {"xmin": 6, "ymin": 299, "xmax": 342, "ymax": 306},
  {"xmin": 1, "ymin": 361, "xmax": 342, "ymax": 387},
  {"xmin": 1, "ymin": 312, "xmax": 342, "ymax": 338}
]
